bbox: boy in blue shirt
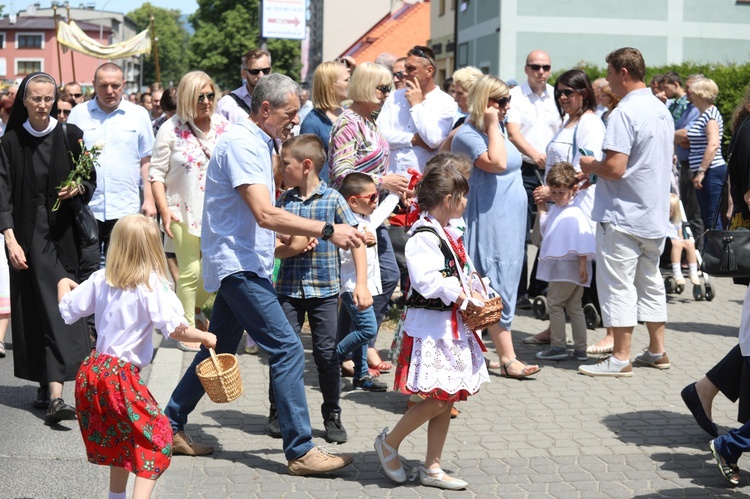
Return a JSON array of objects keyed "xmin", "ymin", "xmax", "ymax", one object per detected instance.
[{"xmin": 270, "ymin": 134, "xmax": 371, "ymax": 444}]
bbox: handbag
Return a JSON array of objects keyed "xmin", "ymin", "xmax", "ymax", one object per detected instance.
[{"xmin": 700, "ymin": 118, "xmax": 750, "ymax": 277}]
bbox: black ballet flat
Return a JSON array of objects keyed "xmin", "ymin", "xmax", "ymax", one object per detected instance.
[{"xmin": 681, "ymin": 382, "xmax": 718, "ymax": 438}]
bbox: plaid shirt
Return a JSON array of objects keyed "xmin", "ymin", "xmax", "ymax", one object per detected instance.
[
  {"xmin": 669, "ymin": 94, "xmax": 690, "ymax": 122},
  {"xmin": 275, "ymin": 181, "xmax": 358, "ymax": 299}
]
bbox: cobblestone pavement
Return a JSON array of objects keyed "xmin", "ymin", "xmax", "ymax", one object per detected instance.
[{"xmin": 1, "ymin": 273, "xmax": 747, "ymax": 498}]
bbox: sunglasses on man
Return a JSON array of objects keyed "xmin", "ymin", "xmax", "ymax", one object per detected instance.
[
  {"xmin": 244, "ymin": 67, "xmax": 272, "ymax": 76},
  {"xmin": 527, "ymin": 64, "xmax": 551, "ymax": 72}
]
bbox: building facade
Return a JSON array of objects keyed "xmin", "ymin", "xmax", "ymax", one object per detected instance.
[
  {"xmin": 456, "ymin": 0, "xmax": 750, "ymax": 80},
  {"xmin": 428, "ymin": 0, "xmax": 456, "ymax": 85}
]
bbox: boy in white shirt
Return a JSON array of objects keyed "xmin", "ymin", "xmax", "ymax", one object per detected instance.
[{"xmin": 337, "ymin": 173, "xmax": 399, "ymax": 391}]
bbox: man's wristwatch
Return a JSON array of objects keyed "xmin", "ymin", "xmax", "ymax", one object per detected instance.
[{"xmin": 321, "ymin": 223, "xmax": 334, "ymax": 241}]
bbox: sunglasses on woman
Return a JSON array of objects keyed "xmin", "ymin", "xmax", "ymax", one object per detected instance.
[
  {"xmin": 197, "ymin": 92, "xmax": 215, "ymax": 103},
  {"xmin": 350, "ymin": 193, "xmax": 378, "ymax": 203},
  {"xmin": 490, "ymin": 96, "xmax": 511, "ymax": 107},
  {"xmin": 554, "ymin": 89, "xmax": 578, "ymax": 99},
  {"xmin": 376, "ymin": 85, "xmax": 391, "ymax": 95}
]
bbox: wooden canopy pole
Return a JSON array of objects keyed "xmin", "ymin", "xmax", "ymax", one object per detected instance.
[
  {"xmin": 149, "ymin": 16, "xmax": 161, "ymax": 85},
  {"xmin": 65, "ymin": 3, "xmax": 76, "ymax": 83},
  {"xmin": 52, "ymin": 4, "xmax": 63, "ymax": 84}
]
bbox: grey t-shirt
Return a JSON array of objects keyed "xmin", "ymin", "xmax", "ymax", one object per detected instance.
[{"xmin": 592, "ymin": 88, "xmax": 674, "ymax": 239}]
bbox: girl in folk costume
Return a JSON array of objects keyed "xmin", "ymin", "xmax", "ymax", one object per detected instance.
[
  {"xmin": 57, "ymin": 215, "xmax": 216, "ymax": 499},
  {"xmin": 374, "ymin": 154, "xmax": 490, "ymax": 490}
]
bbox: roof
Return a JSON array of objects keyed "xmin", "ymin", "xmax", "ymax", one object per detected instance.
[
  {"xmin": 0, "ymin": 16, "xmax": 110, "ymax": 33},
  {"xmin": 339, "ymin": 0, "xmax": 430, "ymax": 63}
]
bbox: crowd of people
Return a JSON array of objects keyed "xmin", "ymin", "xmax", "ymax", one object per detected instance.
[{"xmin": 2, "ymin": 42, "xmax": 750, "ymax": 496}]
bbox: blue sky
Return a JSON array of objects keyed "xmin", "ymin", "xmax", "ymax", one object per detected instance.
[{"xmin": 12, "ymin": 0, "xmax": 200, "ymax": 17}]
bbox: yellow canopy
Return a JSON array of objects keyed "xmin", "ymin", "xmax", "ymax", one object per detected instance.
[{"xmin": 57, "ymin": 20, "xmax": 151, "ymax": 59}]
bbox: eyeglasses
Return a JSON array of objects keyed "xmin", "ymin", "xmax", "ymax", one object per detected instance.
[
  {"xmin": 56, "ymin": 109, "xmax": 71, "ymax": 116},
  {"xmin": 409, "ymin": 47, "xmax": 436, "ymax": 68},
  {"xmin": 527, "ymin": 64, "xmax": 551, "ymax": 72},
  {"xmin": 392, "ymin": 71, "xmax": 404, "ymax": 79},
  {"xmin": 197, "ymin": 92, "xmax": 215, "ymax": 103},
  {"xmin": 490, "ymin": 96, "xmax": 511, "ymax": 107},
  {"xmin": 26, "ymin": 95, "xmax": 55, "ymax": 104},
  {"xmin": 554, "ymin": 89, "xmax": 577, "ymax": 99},
  {"xmin": 69, "ymin": 93, "xmax": 83, "ymax": 98},
  {"xmin": 376, "ymin": 85, "xmax": 391, "ymax": 95},
  {"xmin": 351, "ymin": 193, "xmax": 378, "ymax": 203},
  {"xmin": 244, "ymin": 67, "xmax": 272, "ymax": 76}
]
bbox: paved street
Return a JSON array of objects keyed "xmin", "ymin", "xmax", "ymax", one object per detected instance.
[{"xmin": 1, "ymin": 272, "xmax": 748, "ymax": 498}]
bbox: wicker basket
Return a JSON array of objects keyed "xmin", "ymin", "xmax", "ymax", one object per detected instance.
[
  {"xmin": 196, "ymin": 348, "xmax": 244, "ymax": 403},
  {"xmin": 460, "ymin": 271, "xmax": 503, "ymax": 331}
]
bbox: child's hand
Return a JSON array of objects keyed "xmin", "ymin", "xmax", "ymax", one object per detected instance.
[
  {"xmin": 579, "ymin": 258, "xmax": 588, "ymax": 284},
  {"xmin": 202, "ymin": 332, "xmax": 217, "ymax": 350},
  {"xmin": 364, "ymin": 231, "xmax": 376, "ymax": 246},
  {"xmin": 57, "ymin": 277, "xmax": 78, "ymax": 302},
  {"xmin": 353, "ymin": 285, "xmax": 373, "ymax": 311}
]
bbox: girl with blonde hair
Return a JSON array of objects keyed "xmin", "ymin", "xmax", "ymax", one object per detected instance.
[{"xmin": 58, "ymin": 214, "xmax": 216, "ymax": 499}]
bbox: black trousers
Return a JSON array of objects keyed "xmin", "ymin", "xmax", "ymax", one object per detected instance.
[
  {"xmin": 678, "ymin": 160, "xmax": 704, "ymax": 250},
  {"xmin": 706, "ymin": 344, "xmax": 750, "ymax": 424}
]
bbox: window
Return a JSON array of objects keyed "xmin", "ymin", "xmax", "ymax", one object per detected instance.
[
  {"xmin": 439, "ymin": 0, "xmax": 446, "ymax": 16},
  {"xmin": 0, "ymin": 33, "xmax": 5, "ymax": 49},
  {"xmin": 16, "ymin": 33, "xmax": 43, "ymax": 49},
  {"xmin": 15, "ymin": 59, "xmax": 43, "ymax": 75}
]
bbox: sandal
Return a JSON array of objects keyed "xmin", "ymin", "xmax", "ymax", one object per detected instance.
[
  {"xmin": 484, "ymin": 357, "xmax": 501, "ymax": 369},
  {"xmin": 500, "ymin": 358, "xmax": 541, "ymax": 379},
  {"xmin": 710, "ymin": 439, "xmax": 740, "ymax": 486},
  {"xmin": 369, "ymin": 360, "xmax": 393, "ymax": 372},
  {"xmin": 586, "ymin": 344, "xmax": 614, "ymax": 355}
]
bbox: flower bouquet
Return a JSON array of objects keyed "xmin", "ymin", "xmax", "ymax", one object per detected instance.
[{"xmin": 52, "ymin": 139, "xmax": 103, "ymax": 211}]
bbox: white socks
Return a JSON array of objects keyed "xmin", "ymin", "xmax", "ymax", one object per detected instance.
[
  {"xmin": 671, "ymin": 263, "xmax": 682, "ymax": 278},
  {"xmin": 610, "ymin": 356, "xmax": 630, "ymax": 366},
  {"xmin": 689, "ymin": 263, "xmax": 699, "ymax": 279},
  {"xmin": 108, "ymin": 492, "xmax": 127, "ymax": 499}
]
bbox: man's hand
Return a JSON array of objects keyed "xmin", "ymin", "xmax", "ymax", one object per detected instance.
[
  {"xmin": 579, "ymin": 156, "xmax": 596, "ymax": 175},
  {"xmin": 405, "ymin": 78, "xmax": 424, "ymax": 107},
  {"xmin": 329, "ymin": 224, "xmax": 365, "ymax": 250},
  {"xmin": 532, "ymin": 152, "xmax": 547, "ymax": 169},
  {"xmin": 411, "ymin": 133, "xmax": 431, "ymax": 151}
]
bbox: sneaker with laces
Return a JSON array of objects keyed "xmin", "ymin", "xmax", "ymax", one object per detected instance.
[
  {"xmin": 571, "ymin": 350, "xmax": 588, "ymax": 361},
  {"xmin": 288, "ymin": 446, "xmax": 353, "ymax": 476},
  {"xmin": 578, "ymin": 356, "xmax": 633, "ymax": 377},
  {"xmin": 324, "ymin": 412, "xmax": 348, "ymax": 443},
  {"xmin": 634, "ymin": 350, "xmax": 670, "ymax": 369},
  {"xmin": 172, "ymin": 431, "xmax": 214, "ymax": 456},
  {"xmin": 267, "ymin": 405, "xmax": 281, "ymax": 438},
  {"xmin": 536, "ymin": 346, "xmax": 568, "ymax": 360},
  {"xmin": 353, "ymin": 375, "xmax": 388, "ymax": 392}
]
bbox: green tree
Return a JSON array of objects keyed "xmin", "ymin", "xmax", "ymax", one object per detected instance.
[
  {"xmin": 188, "ymin": 0, "xmax": 301, "ymax": 92},
  {"xmin": 127, "ymin": 3, "xmax": 191, "ymax": 88}
]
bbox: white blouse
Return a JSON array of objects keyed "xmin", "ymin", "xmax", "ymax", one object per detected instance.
[
  {"xmin": 149, "ymin": 113, "xmax": 230, "ymax": 237},
  {"xmin": 59, "ymin": 270, "xmax": 189, "ymax": 368}
]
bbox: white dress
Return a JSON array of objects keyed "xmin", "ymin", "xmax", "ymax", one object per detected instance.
[{"xmin": 400, "ymin": 215, "xmax": 490, "ymax": 396}]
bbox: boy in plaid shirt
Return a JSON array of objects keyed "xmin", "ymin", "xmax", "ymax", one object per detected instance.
[{"xmin": 269, "ymin": 134, "xmax": 372, "ymax": 444}]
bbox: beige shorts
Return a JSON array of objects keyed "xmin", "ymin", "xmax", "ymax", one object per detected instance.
[{"xmin": 596, "ymin": 223, "xmax": 667, "ymax": 327}]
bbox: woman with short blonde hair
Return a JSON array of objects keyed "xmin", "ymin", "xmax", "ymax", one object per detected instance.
[
  {"xmin": 346, "ymin": 62, "xmax": 392, "ymax": 104},
  {"xmin": 690, "ymin": 77, "xmax": 719, "ymax": 104},
  {"xmin": 150, "ymin": 70, "xmax": 230, "ymax": 351},
  {"xmin": 451, "ymin": 74, "xmax": 540, "ymax": 378},
  {"xmin": 439, "ymin": 66, "xmax": 484, "ymax": 152}
]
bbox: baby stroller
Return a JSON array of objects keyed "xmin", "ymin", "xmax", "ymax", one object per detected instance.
[
  {"xmin": 660, "ymin": 198, "xmax": 715, "ymax": 301},
  {"xmin": 531, "ymin": 270, "xmax": 603, "ymax": 330}
]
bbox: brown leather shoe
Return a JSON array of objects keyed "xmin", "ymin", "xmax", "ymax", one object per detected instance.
[
  {"xmin": 287, "ymin": 446, "xmax": 353, "ymax": 476},
  {"xmin": 172, "ymin": 431, "xmax": 214, "ymax": 456}
]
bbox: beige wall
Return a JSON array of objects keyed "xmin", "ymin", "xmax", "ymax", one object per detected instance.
[
  {"xmin": 322, "ymin": 0, "xmax": 391, "ymax": 61},
  {"xmin": 429, "ymin": 0, "xmax": 456, "ymax": 84}
]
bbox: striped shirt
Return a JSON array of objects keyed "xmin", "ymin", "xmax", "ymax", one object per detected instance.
[
  {"xmin": 328, "ymin": 109, "xmax": 390, "ymax": 189},
  {"xmin": 275, "ymin": 181, "xmax": 359, "ymax": 299},
  {"xmin": 687, "ymin": 106, "xmax": 726, "ymax": 172}
]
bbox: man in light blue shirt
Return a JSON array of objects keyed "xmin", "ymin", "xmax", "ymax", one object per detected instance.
[
  {"xmin": 68, "ymin": 63, "xmax": 156, "ymax": 254},
  {"xmin": 580, "ymin": 48, "xmax": 674, "ymax": 378},
  {"xmin": 165, "ymin": 74, "xmax": 363, "ymax": 476}
]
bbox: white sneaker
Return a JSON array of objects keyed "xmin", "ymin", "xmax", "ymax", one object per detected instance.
[{"xmin": 578, "ymin": 356, "xmax": 633, "ymax": 377}]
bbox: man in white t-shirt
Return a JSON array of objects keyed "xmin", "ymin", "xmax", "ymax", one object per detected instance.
[
  {"xmin": 507, "ymin": 50, "xmax": 561, "ymax": 308},
  {"xmin": 579, "ymin": 47, "xmax": 674, "ymax": 378},
  {"xmin": 216, "ymin": 49, "xmax": 272, "ymax": 124}
]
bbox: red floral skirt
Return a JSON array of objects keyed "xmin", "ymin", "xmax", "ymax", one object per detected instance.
[
  {"xmin": 75, "ymin": 351, "xmax": 172, "ymax": 479},
  {"xmin": 393, "ymin": 333, "xmax": 470, "ymax": 402}
]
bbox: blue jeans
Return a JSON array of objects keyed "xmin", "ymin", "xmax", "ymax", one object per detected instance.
[
  {"xmin": 164, "ymin": 271, "xmax": 314, "ymax": 461},
  {"xmin": 336, "ymin": 292, "xmax": 377, "ymax": 379},
  {"xmin": 696, "ymin": 164, "xmax": 726, "ymax": 230},
  {"xmin": 275, "ymin": 295, "xmax": 340, "ymax": 421},
  {"xmin": 713, "ymin": 357, "xmax": 750, "ymax": 464}
]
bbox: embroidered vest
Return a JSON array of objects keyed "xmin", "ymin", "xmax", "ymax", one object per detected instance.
[{"xmin": 404, "ymin": 226, "xmax": 460, "ymax": 311}]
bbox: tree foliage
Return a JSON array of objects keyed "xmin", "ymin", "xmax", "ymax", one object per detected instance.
[
  {"xmin": 127, "ymin": 3, "xmax": 190, "ymax": 88},
  {"xmin": 188, "ymin": 0, "xmax": 301, "ymax": 92}
]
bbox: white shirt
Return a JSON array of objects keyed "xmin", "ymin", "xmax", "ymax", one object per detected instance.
[
  {"xmin": 59, "ymin": 270, "xmax": 188, "ymax": 368},
  {"xmin": 376, "ymin": 86, "xmax": 456, "ymax": 176},
  {"xmin": 149, "ymin": 113, "xmax": 230, "ymax": 237},
  {"xmin": 68, "ymin": 98, "xmax": 154, "ymax": 221},
  {"xmin": 216, "ymin": 85, "xmax": 252, "ymax": 125},
  {"xmin": 739, "ymin": 285, "xmax": 750, "ymax": 356},
  {"xmin": 339, "ymin": 194, "xmax": 399, "ymax": 295},
  {"xmin": 507, "ymin": 81, "xmax": 561, "ymax": 163}
]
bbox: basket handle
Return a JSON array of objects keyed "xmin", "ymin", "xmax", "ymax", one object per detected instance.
[
  {"xmin": 209, "ymin": 348, "xmax": 221, "ymax": 374},
  {"xmin": 469, "ymin": 271, "xmax": 489, "ymax": 299}
]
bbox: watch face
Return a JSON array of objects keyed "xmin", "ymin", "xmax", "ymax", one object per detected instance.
[{"xmin": 323, "ymin": 223, "xmax": 334, "ymax": 239}]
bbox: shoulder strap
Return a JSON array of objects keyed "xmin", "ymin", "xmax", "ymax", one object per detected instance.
[
  {"xmin": 413, "ymin": 226, "xmax": 454, "ymax": 262},
  {"xmin": 229, "ymin": 92, "xmax": 252, "ymax": 115},
  {"xmin": 709, "ymin": 116, "xmax": 748, "ymax": 230}
]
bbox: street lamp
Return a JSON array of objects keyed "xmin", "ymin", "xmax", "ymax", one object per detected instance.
[{"xmin": 99, "ymin": 0, "xmax": 114, "ymax": 42}]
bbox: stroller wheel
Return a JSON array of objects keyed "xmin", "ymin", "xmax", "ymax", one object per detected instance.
[
  {"xmin": 532, "ymin": 296, "xmax": 549, "ymax": 321},
  {"xmin": 675, "ymin": 282, "xmax": 685, "ymax": 294},
  {"xmin": 665, "ymin": 276, "xmax": 676, "ymax": 293},
  {"xmin": 583, "ymin": 303, "xmax": 601, "ymax": 330},
  {"xmin": 704, "ymin": 283, "xmax": 715, "ymax": 301},
  {"xmin": 693, "ymin": 283, "xmax": 704, "ymax": 301}
]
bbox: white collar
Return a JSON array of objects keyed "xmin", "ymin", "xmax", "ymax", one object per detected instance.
[{"xmin": 23, "ymin": 117, "xmax": 57, "ymax": 137}]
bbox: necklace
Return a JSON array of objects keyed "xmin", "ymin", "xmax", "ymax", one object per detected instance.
[{"xmin": 443, "ymin": 229, "xmax": 467, "ymax": 268}]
